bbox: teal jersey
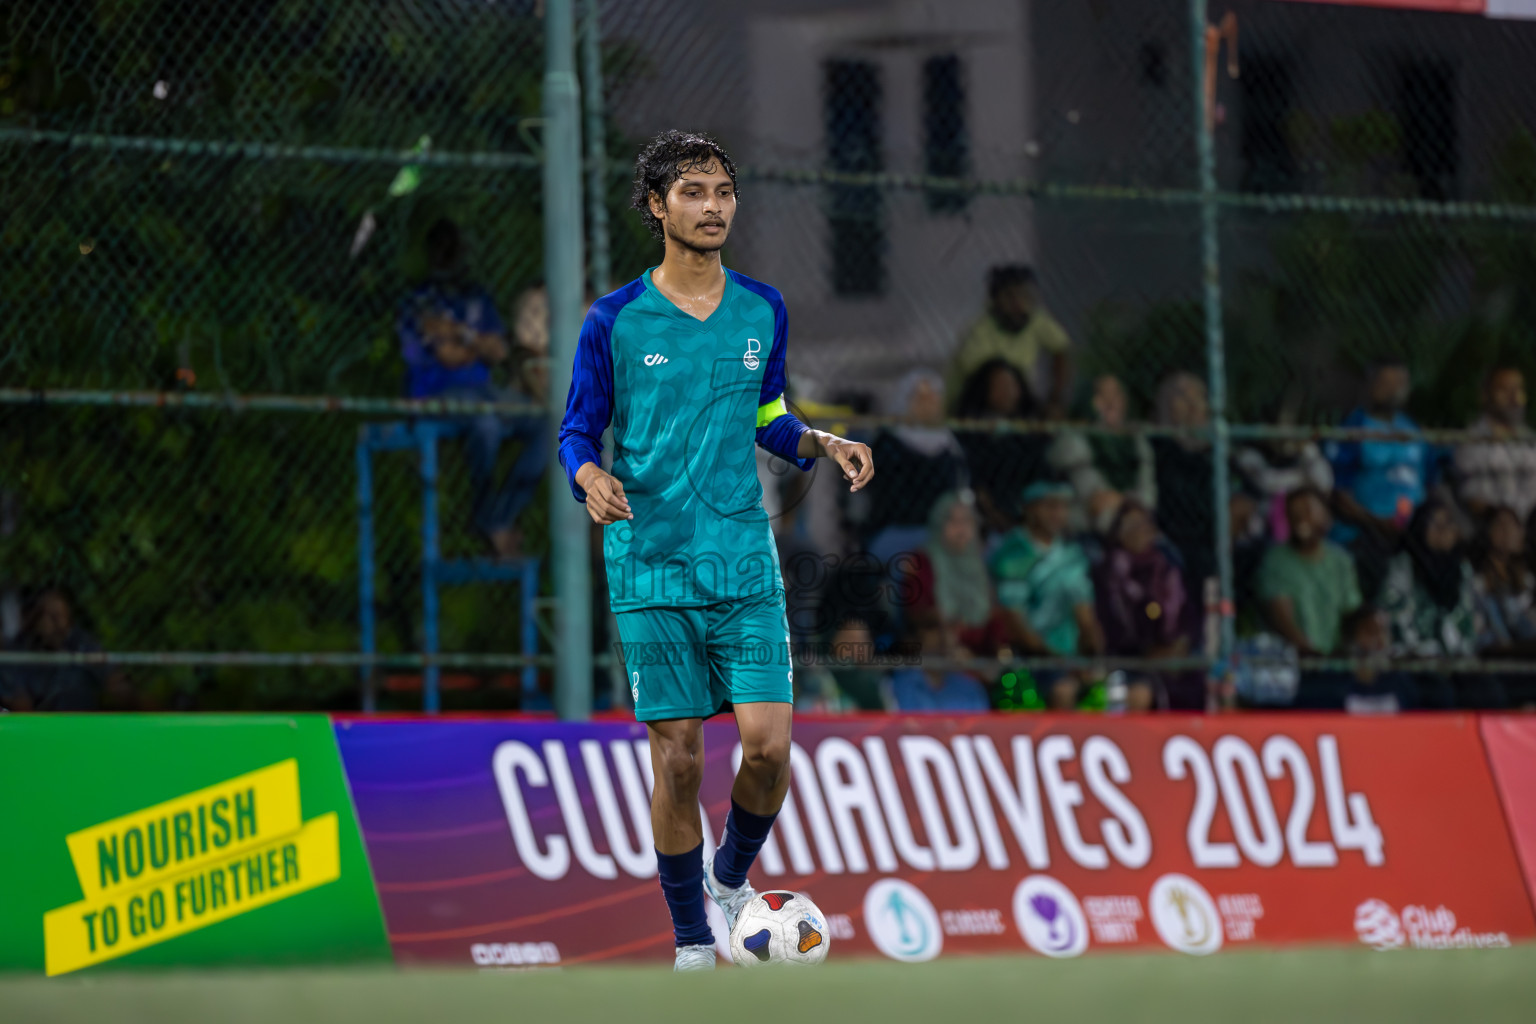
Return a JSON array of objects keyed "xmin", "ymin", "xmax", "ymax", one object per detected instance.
[
  {"xmin": 990, "ymin": 528, "xmax": 1095, "ymax": 655},
  {"xmin": 558, "ymin": 268, "xmax": 812, "ymax": 612}
]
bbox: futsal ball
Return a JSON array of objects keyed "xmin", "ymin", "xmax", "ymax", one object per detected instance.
[{"xmin": 728, "ymin": 890, "xmax": 831, "ymax": 967}]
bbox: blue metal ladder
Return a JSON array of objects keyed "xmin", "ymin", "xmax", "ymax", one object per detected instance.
[{"xmin": 356, "ymin": 420, "xmax": 540, "ymax": 712}]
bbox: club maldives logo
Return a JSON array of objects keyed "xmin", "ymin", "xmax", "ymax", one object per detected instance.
[
  {"xmin": 1012, "ymin": 875, "xmax": 1089, "ymax": 958},
  {"xmin": 1354, "ymin": 899, "xmax": 1405, "ymax": 949},
  {"xmin": 1354, "ymin": 899, "xmax": 1511, "ymax": 951},
  {"xmin": 863, "ymin": 879, "xmax": 942, "ymax": 963},
  {"xmin": 1148, "ymin": 874, "xmax": 1223, "ymax": 956}
]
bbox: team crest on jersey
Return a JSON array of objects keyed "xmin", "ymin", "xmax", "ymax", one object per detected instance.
[{"xmin": 743, "ymin": 338, "xmax": 760, "ymax": 370}]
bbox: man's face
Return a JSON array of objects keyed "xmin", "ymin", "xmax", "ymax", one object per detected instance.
[
  {"xmin": 34, "ymin": 593, "xmax": 72, "ymax": 650},
  {"xmin": 650, "ymin": 162, "xmax": 736, "ymax": 253},
  {"xmin": 1424, "ymin": 506, "xmax": 1459, "ymax": 553},
  {"xmin": 1487, "ymin": 369, "xmax": 1527, "ymax": 427},
  {"xmin": 832, "ymin": 620, "xmax": 873, "ymax": 664},
  {"xmin": 1352, "ymin": 612, "xmax": 1388, "ymax": 655},
  {"xmin": 1369, "ymin": 366, "xmax": 1411, "ymax": 413},
  {"xmin": 985, "ymin": 366, "xmax": 1023, "ymax": 415},
  {"xmin": 1491, "ymin": 509, "xmax": 1524, "ymax": 558},
  {"xmin": 1167, "ymin": 377, "xmax": 1209, "ymax": 428},
  {"xmin": 1287, "ymin": 492, "xmax": 1331, "ymax": 545},
  {"xmin": 991, "ymin": 282, "xmax": 1036, "ymax": 332},
  {"xmin": 1026, "ymin": 496, "xmax": 1070, "ymax": 539}
]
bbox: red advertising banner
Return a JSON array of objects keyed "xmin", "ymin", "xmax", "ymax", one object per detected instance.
[
  {"xmin": 1480, "ymin": 715, "xmax": 1536, "ymax": 917},
  {"xmin": 336, "ymin": 714, "xmax": 1532, "ymax": 967}
]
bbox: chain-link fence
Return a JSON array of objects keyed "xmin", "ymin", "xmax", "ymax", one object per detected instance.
[{"xmin": 6, "ymin": 0, "xmax": 1536, "ymax": 714}]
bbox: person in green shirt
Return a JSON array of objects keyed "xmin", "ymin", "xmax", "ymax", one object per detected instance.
[
  {"xmin": 990, "ymin": 480, "xmax": 1104, "ymax": 708},
  {"xmin": 945, "ymin": 264, "xmax": 1072, "ymax": 416},
  {"xmin": 1257, "ymin": 487, "xmax": 1362, "ymax": 655}
]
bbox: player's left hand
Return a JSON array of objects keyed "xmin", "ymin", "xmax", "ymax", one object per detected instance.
[{"xmin": 823, "ymin": 435, "xmax": 874, "ymax": 492}]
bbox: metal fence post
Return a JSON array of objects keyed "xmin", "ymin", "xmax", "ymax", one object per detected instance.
[
  {"xmin": 356, "ymin": 428, "xmax": 377, "ymax": 713},
  {"xmin": 582, "ymin": 0, "xmax": 611, "ymax": 299},
  {"xmin": 1192, "ymin": 0, "xmax": 1236, "ymax": 707},
  {"xmin": 546, "ymin": 0, "xmax": 593, "ymax": 721}
]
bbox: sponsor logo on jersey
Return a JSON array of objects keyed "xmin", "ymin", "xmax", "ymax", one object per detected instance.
[{"xmin": 644, "ymin": 353, "xmax": 668, "ymax": 366}]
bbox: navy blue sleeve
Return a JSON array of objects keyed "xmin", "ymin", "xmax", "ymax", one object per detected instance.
[
  {"xmin": 747, "ymin": 283, "xmax": 814, "ymax": 471},
  {"xmin": 557, "ymin": 306, "xmax": 616, "ymax": 503}
]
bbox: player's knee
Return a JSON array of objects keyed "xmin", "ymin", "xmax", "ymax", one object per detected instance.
[
  {"xmin": 655, "ymin": 735, "xmax": 704, "ymax": 796},
  {"xmin": 741, "ymin": 734, "xmax": 791, "ymax": 782}
]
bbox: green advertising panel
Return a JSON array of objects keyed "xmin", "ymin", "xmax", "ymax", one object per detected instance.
[{"xmin": 0, "ymin": 715, "xmax": 391, "ymax": 975}]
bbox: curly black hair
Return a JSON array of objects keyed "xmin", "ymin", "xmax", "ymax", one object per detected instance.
[{"xmin": 630, "ymin": 130, "xmax": 739, "ymax": 241}]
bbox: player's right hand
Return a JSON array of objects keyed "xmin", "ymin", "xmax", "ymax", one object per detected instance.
[{"xmin": 575, "ymin": 462, "xmax": 633, "ymax": 524}]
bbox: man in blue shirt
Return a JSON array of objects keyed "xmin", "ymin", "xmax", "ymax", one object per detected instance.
[
  {"xmin": 1325, "ymin": 359, "xmax": 1435, "ymax": 598},
  {"xmin": 558, "ymin": 131, "xmax": 873, "ymax": 971},
  {"xmin": 398, "ymin": 219, "xmax": 547, "ymax": 558}
]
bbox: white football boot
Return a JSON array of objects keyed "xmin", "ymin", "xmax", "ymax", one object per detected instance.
[
  {"xmin": 673, "ymin": 944, "xmax": 717, "ymax": 972},
  {"xmin": 702, "ymin": 855, "xmax": 758, "ymax": 933}
]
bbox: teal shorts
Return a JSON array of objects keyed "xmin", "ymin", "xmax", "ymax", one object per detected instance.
[{"xmin": 614, "ymin": 591, "xmax": 794, "ymax": 722}]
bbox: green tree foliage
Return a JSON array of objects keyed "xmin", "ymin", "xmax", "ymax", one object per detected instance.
[{"xmin": 1, "ymin": 1, "xmax": 560, "ymax": 708}]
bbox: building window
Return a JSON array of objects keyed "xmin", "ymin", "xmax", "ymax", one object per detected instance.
[
  {"xmin": 1396, "ymin": 58, "xmax": 1457, "ymax": 201},
  {"xmin": 922, "ymin": 54, "xmax": 968, "ymax": 213},
  {"xmin": 1239, "ymin": 53, "xmax": 1296, "ymax": 194},
  {"xmin": 824, "ymin": 58, "xmax": 885, "ymax": 296}
]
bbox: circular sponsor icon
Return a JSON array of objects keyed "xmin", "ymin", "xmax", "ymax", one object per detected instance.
[
  {"xmin": 1012, "ymin": 875, "xmax": 1089, "ymax": 958},
  {"xmin": 863, "ymin": 878, "xmax": 943, "ymax": 962},
  {"xmin": 1354, "ymin": 899, "xmax": 1405, "ymax": 950},
  {"xmin": 1148, "ymin": 874, "xmax": 1223, "ymax": 956}
]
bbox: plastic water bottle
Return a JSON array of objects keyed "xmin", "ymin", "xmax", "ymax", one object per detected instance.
[{"xmin": 1105, "ymin": 671, "xmax": 1129, "ymax": 715}]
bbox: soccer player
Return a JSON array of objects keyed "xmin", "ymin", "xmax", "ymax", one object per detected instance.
[{"xmin": 558, "ymin": 131, "xmax": 874, "ymax": 971}]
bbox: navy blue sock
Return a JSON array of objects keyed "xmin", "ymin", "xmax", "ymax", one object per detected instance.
[
  {"xmin": 656, "ymin": 844, "xmax": 713, "ymax": 947},
  {"xmin": 713, "ymin": 800, "xmax": 778, "ymax": 889}
]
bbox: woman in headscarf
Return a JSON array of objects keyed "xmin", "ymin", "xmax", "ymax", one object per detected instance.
[
  {"xmin": 906, "ymin": 490, "xmax": 1020, "ymax": 657},
  {"xmin": 1231, "ymin": 393, "xmax": 1333, "ymax": 545},
  {"xmin": 1047, "ymin": 374, "xmax": 1157, "ymax": 536},
  {"xmin": 1092, "ymin": 502, "xmax": 1199, "ymax": 710},
  {"xmin": 954, "ymin": 357, "xmax": 1050, "ymax": 535},
  {"xmin": 1379, "ymin": 499, "xmax": 1490, "ymax": 708},
  {"xmin": 862, "ymin": 368, "xmax": 969, "ymax": 561},
  {"xmin": 1472, "ymin": 506, "xmax": 1536, "ymax": 708},
  {"xmin": 1149, "ymin": 371, "xmax": 1216, "ymax": 588}
]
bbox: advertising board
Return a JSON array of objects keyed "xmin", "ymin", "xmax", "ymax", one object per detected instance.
[
  {"xmin": 0, "ymin": 715, "xmax": 391, "ymax": 975},
  {"xmin": 335, "ymin": 714, "xmax": 1531, "ymax": 965}
]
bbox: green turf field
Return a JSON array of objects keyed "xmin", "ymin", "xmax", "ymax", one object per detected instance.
[{"xmin": 4, "ymin": 947, "xmax": 1535, "ymax": 1024}]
